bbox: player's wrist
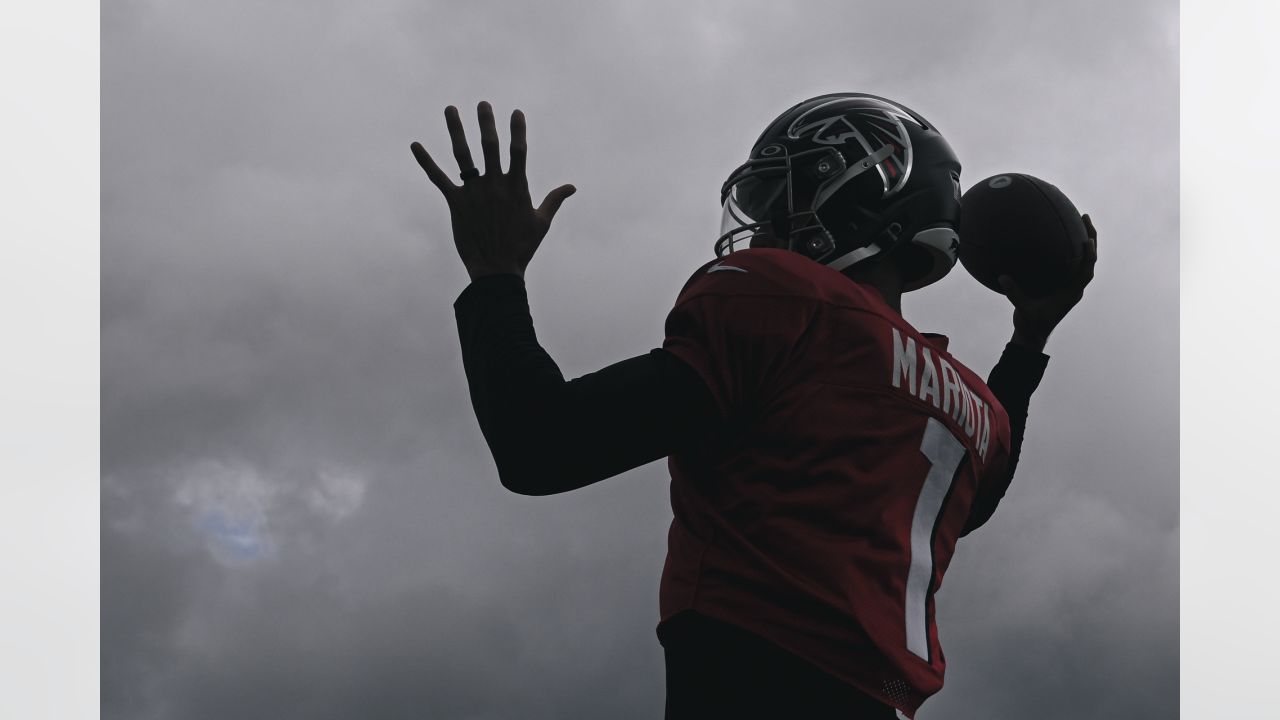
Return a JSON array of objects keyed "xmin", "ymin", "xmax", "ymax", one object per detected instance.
[
  {"xmin": 467, "ymin": 263, "xmax": 525, "ymax": 282},
  {"xmin": 1010, "ymin": 326, "xmax": 1048, "ymax": 352}
]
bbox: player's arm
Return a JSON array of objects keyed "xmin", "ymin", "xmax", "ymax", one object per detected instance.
[
  {"xmin": 414, "ymin": 101, "xmax": 721, "ymax": 494},
  {"xmin": 962, "ymin": 342, "xmax": 1049, "ymax": 535},
  {"xmin": 454, "ymin": 274, "xmax": 721, "ymax": 495},
  {"xmin": 962, "ymin": 214, "xmax": 1098, "ymax": 534}
]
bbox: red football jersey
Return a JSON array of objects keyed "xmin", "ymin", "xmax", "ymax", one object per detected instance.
[{"xmin": 658, "ymin": 248, "xmax": 1013, "ymax": 717}]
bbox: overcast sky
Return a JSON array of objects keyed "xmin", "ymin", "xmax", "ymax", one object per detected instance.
[{"xmin": 102, "ymin": 1, "xmax": 1178, "ymax": 717}]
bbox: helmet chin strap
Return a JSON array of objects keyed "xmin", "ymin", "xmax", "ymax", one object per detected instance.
[
  {"xmin": 826, "ymin": 242, "xmax": 883, "ymax": 272},
  {"xmin": 823, "ymin": 215, "xmax": 901, "ymax": 271},
  {"xmin": 824, "ymin": 223, "xmax": 957, "ymax": 285}
]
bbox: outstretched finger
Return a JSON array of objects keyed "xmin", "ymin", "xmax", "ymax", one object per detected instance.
[
  {"xmin": 444, "ymin": 105, "xmax": 477, "ymax": 174},
  {"xmin": 477, "ymin": 101, "xmax": 502, "ymax": 176},
  {"xmin": 509, "ymin": 109, "xmax": 527, "ymax": 179},
  {"xmin": 410, "ymin": 142, "xmax": 456, "ymax": 194},
  {"xmin": 537, "ymin": 183, "xmax": 577, "ymax": 222}
]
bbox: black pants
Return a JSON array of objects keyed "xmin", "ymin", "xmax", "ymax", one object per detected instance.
[{"xmin": 659, "ymin": 611, "xmax": 898, "ymax": 719}]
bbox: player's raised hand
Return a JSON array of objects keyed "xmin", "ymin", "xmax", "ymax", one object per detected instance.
[
  {"xmin": 410, "ymin": 101, "xmax": 576, "ymax": 281},
  {"xmin": 1000, "ymin": 213, "xmax": 1098, "ymax": 351}
]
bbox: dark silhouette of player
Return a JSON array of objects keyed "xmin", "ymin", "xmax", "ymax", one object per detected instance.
[{"xmin": 411, "ymin": 96, "xmax": 1097, "ymax": 719}]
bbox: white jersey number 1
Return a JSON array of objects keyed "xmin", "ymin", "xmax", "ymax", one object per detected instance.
[{"xmin": 904, "ymin": 417, "xmax": 967, "ymax": 660}]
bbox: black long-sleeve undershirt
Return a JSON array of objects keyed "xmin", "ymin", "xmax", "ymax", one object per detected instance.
[{"xmin": 453, "ymin": 273, "xmax": 1048, "ymax": 533}]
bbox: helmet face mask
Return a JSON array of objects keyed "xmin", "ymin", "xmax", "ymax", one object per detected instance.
[{"xmin": 716, "ymin": 93, "xmax": 962, "ymax": 291}]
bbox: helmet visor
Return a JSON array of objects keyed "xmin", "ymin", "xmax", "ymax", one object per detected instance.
[{"xmin": 716, "ymin": 166, "xmax": 788, "ymax": 256}]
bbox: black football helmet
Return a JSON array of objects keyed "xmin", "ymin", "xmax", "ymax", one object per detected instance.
[{"xmin": 716, "ymin": 92, "xmax": 962, "ymax": 291}]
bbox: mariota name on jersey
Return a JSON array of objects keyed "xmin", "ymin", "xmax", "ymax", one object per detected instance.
[{"xmin": 890, "ymin": 328, "xmax": 992, "ymax": 461}]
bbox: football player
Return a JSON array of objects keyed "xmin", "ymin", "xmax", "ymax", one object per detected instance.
[{"xmin": 411, "ymin": 94, "xmax": 1096, "ymax": 719}]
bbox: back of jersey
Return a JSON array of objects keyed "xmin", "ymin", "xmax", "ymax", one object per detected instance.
[{"xmin": 659, "ymin": 248, "xmax": 1012, "ymax": 718}]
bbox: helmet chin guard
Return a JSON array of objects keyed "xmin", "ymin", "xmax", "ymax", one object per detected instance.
[{"xmin": 716, "ymin": 93, "xmax": 962, "ymax": 291}]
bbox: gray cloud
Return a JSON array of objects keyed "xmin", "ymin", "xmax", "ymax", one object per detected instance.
[{"xmin": 103, "ymin": 0, "xmax": 1177, "ymax": 717}]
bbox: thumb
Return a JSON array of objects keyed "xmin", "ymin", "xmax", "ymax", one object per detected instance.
[
  {"xmin": 537, "ymin": 184, "xmax": 576, "ymax": 221},
  {"xmin": 997, "ymin": 275, "xmax": 1028, "ymax": 304}
]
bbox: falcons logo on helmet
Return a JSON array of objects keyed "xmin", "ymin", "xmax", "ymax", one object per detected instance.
[{"xmin": 786, "ymin": 98, "xmax": 917, "ymax": 198}]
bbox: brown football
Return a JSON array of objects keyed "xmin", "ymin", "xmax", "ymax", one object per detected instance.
[{"xmin": 958, "ymin": 173, "xmax": 1086, "ymax": 297}]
